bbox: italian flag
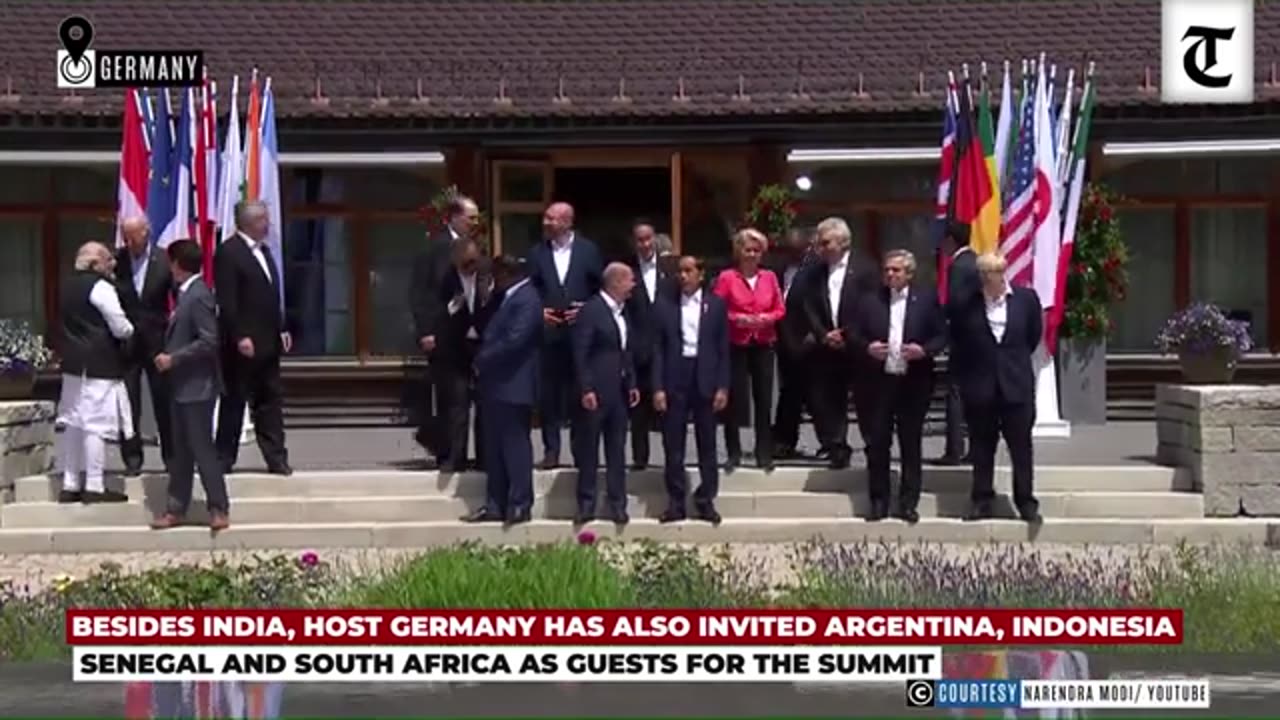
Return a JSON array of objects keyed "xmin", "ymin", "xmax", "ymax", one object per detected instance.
[{"xmin": 1046, "ymin": 75, "xmax": 1097, "ymax": 353}]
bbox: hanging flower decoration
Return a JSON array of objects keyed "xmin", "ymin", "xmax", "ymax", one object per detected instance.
[
  {"xmin": 1063, "ymin": 183, "xmax": 1130, "ymax": 342},
  {"xmin": 742, "ymin": 184, "xmax": 797, "ymax": 241},
  {"xmin": 418, "ymin": 185, "xmax": 488, "ymax": 240}
]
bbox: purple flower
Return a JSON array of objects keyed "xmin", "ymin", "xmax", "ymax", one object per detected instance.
[
  {"xmin": 577, "ymin": 530, "xmax": 597, "ymax": 546},
  {"xmin": 299, "ymin": 550, "xmax": 319, "ymax": 568}
]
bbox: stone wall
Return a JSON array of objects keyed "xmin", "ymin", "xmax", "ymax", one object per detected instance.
[
  {"xmin": 1156, "ymin": 385, "xmax": 1280, "ymax": 517},
  {"xmin": 0, "ymin": 401, "xmax": 55, "ymax": 504}
]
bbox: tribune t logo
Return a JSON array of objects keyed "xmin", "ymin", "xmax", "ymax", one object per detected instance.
[{"xmin": 1160, "ymin": 0, "xmax": 1253, "ymax": 103}]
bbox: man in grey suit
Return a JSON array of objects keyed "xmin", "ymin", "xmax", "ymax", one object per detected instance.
[{"xmin": 149, "ymin": 240, "xmax": 230, "ymax": 531}]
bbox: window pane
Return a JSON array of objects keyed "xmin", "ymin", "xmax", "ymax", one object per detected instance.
[
  {"xmin": 1109, "ymin": 209, "xmax": 1175, "ymax": 352},
  {"xmin": 297, "ymin": 166, "xmax": 447, "ymax": 212},
  {"xmin": 0, "ymin": 218, "xmax": 46, "ymax": 333},
  {"xmin": 57, "ymin": 215, "xmax": 116, "ymax": 271},
  {"xmin": 284, "ymin": 215, "xmax": 355, "ymax": 356},
  {"xmin": 498, "ymin": 213, "xmax": 543, "ymax": 258},
  {"xmin": 54, "ymin": 166, "xmax": 117, "ymax": 205},
  {"xmin": 368, "ymin": 220, "xmax": 427, "ymax": 355},
  {"xmin": 1099, "ymin": 156, "xmax": 1275, "ymax": 197},
  {"xmin": 0, "ymin": 166, "xmax": 51, "ymax": 204},
  {"xmin": 795, "ymin": 163, "xmax": 936, "ymax": 204},
  {"xmin": 876, "ymin": 212, "xmax": 937, "ymax": 289},
  {"xmin": 497, "ymin": 165, "xmax": 547, "ymax": 203},
  {"xmin": 1190, "ymin": 207, "xmax": 1268, "ymax": 347}
]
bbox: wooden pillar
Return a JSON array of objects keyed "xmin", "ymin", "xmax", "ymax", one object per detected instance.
[
  {"xmin": 746, "ymin": 144, "xmax": 787, "ymax": 194},
  {"xmin": 444, "ymin": 146, "xmax": 482, "ymax": 200},
  {"xmin": 669, "ymin": 150, "xmax": 683, "ymax": 253}
]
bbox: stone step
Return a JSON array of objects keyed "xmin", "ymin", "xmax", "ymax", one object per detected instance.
[
  {"xmin": 0, "ymin": 490, "xmax": 1204, "ymax": 528},
  {"xmin": 0, "ymin": 517, "xmax": 1272, "ymax": 554},
  {"xmin": 7, "ymin": 465, "xmax": 1192, "ymax": 503}
]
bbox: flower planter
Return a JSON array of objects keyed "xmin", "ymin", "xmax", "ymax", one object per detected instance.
[
  {"xmin": 1057, "ymin": 337, "xmax": 1107, "ymax": 425},
  {"xmin": 0, "ymin": 369, "xmax": 35, "ymax": 400},
  {"xmin": 1177, "ymin": 346, "xmax": 1238, "ymax": 384}
]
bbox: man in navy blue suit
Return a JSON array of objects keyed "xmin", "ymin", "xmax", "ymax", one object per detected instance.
[
  {"xmin": 464, "ymin": 255, "xmax": 542, "ymax": 526},
  {"xmin": 525, "ymin": 202, "xmax": 604, "ymax": 469},
  {"xmin": 653, "ymin": 256, "xmax": 730, "ymax": 524},
  {"xmin": 571, "ymin": 262, "xmax": 641, "ymax": 525},
  {"xmin": 949, "ymin": 252, "xmax": 1043, "ymax": 524}
]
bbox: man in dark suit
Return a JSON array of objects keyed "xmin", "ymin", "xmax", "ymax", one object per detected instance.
[
  {"xmin": 848, "ymin": 249, "xmax": 947, "ymax": 523},
  {"xmin": 935, "ymin": 221, "xmax": 979, "ymax": 466},
  {"xmin": 950, "ymin": 252, "xmax": 1043, "ymax": 523},
  {"xmin": 213, "ymin": 200, "xmax": 291, "ymax": 476},
  {"xmin": 571, "ymin": 263, "xmax": 641, "ymax": 525},
  {"xmin": 803, "ymin": 217, "xmax": 879, "ymax": 469},
  {"xmin": 431, "ymin": 236, "xmax": 492, "ymax": 472},
  {"xmin": 114, "ymin": 216, "xmax": 174, "ymax": 475},
  {"xmin": 409, "ymin": 194, "xmax": 481, "ymax": 458},
  {"xmin": 623, "ymin": 219, "xmax": 677, "ymax": 469},
  {"xmin": 149, "ymin": 240, "xmax": 229, "ymax": 531},
  {"xmin": 771, "ymin": 227, "xmax": 820, "ymax": 459},
  {"xmin": 526, "ymin": 201, "xmax": 604, "ymax": 469},
  {"xmin": 653, "ymin": 256, "xmax": 730, "ymax": 524},
  {"xmin": 465, "ymin": 255, "xmax": 542, "ymax": 525}
]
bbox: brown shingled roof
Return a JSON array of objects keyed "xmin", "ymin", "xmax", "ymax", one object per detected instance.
[{"xmin": 1, "ymin": 0, "xmax": 1277, "ymax": 120}]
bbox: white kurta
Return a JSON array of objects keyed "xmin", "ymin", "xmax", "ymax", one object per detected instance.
[{"xmin": 55, "ymin": 278, "xmax": 135, "ymax": 440}]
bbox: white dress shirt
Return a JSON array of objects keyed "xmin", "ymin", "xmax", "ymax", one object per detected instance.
[
  {"xmin": 639, "ymin": 255, "xmax": 657, "ymax": 303},
  {"xmin": 238, "ymin": 232, "xmax": 274, "ymax": 281},
  {"xmin": 827, "ymin": 251, "xmax": 849, "ymax": 323},
  {"xmin": 745, "ymin": 274, "xmax": 758, "ymax": 291},
  {"xmin": 680, "ymin": 290, "xmax": 702, "ymax": 357},
  {"xmin": 552, "ymin": 232, "xmax": 574, "ymax": 284},
  {"xmin": 178, "ymin": 274, "xmax": 200, "ymax": 297},
  {"xmin": 505, "ymin": 277, "xmax": 531, "ymax": 298},
  {"xmin": 458, "ymin": 272, "xmax": 479, "ymax": 339},
  {"xmin": 130, "ymin": 249, "xmax": 150, "ymax": 296},
  {"xmin": 886, "ymin": 287, "xmax": 909, "ymax": 375},
  {"xmin": 986, "ymin": 287, "xmax": 1013, "ymax": 343},
  {"xmin": 601, "ymin": 291, "xmax": 627, "ymax": 350}
]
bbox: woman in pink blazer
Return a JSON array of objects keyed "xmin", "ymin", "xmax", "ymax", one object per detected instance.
[{"xmin": 712, "ymin": 228, "xmax": 786, "ymax": 471}]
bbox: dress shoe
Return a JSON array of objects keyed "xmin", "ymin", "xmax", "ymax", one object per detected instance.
[
  {"xmin": 57, "ymin": 490, "xmax": 82, "ymax": 504},
  {"xmin": 83, "ymin": 490, "xmax": 129, "ymax": 504},
  {"xmin": 630, "ymin": 462, "xmax": 648, "ymax": 471},
  {"xmin": 693, "ymin": 504, "xmax": 722, "ymax": 526},
  {"xmin": 725, "ymin": 455, "xmax": 741, "ymax": 472},
  {"xmin": 829, "ymin": 448, "xmax": 852, "ymax": 470},
  {"xmin": 573, "ymin": 508, "xmax": 595, "ymax": 525},
  {"xmin": 965, "ymin": 503, "xmax": 994, "ymax": 521},
  {"xmin": 658, "ymin": 508, "xmax": 686, "ymax": 524},
  {"xmin": 150, "ymin": 513, "xmax": 182, "ymax": 530},
  {"xmin": 506, "ymin": 507, "xmax": 532, "ymax": 526},
  {"xmin": 463, "ymin": 508, "xmax": 504, "ymax": 523},
  {"xmin": 774, "ymin": 446, "xmax": 798, "ymax": 460},
  {"xmin": 606, "ymin": 509, "xmax": 630, "ymax": 526},
  {"xmin": 123, "ymin": 465, "xmax": 143, "ymax": 478},
  {"xmin": 1017, "ymin": 505, "xmax": 1043, "ymax": 524},
  {"xmin": 895, "ymin": 506, "xmax": 921, "ymax": 524},
  {"xmin": 208, "ymin": 513, "xmax": 230, "ymax": 531},
  {"xmin": 867, "ymin": 500, "xmax": 890, "ymax": 522},
  {"xmin": 930, "ymin": 455, "xmax": 963, "ymax": 466},
  {"xmin": 267, "ymin": 464, "xmax": 293, "ymax": 477},
  {"xmin": 759, "ymin": 459, "xmax": 776, "ymax": 473},
  {"xmin": 538, "ymin": 456, "xmax": 560, "ymax": 470}
]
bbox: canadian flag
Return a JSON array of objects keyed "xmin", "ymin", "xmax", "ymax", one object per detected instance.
[{"xmin": 115, "ymin": 88, "xmax": 150, "ymax": 246}]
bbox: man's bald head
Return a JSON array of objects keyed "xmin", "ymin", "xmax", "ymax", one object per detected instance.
[
  {"xmin": 542, "ymin": 202, "xmax": 575, "ymax": 241},
  {"xmin": 120, "ymin": 216, "xmax": 150, "ymax": 255},
  {"xmin": 602, "ymin": 261, "xmax": 636, "ymax": 302}
]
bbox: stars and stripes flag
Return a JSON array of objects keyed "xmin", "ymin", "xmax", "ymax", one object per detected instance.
[
  {"xmin": 114, "ymin": 87, "xmax": 150, "ymax": 247},
  {"xmin": 998, "ymin": 71, "xmax": 1041, "ymax": 287}
]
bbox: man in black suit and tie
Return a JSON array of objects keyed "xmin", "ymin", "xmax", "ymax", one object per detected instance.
[
  {"xmin": 653, "ymin": 256, "xmax": 730, "ymax": 524},
  {"xmin": 214, "ymin": 200, "xmax": 291, "ymax": 476},
  {"xmin": 571, "ymin": 263, "xmax": 641, "ymax": 525},
  {"xmin": 772, "ymin": 227, "xmax": 819, "ymax": 459},
  {"xmin": 848, "ymin": 249, "xmax": 947, "ymax": 523},
  {"xmin": 465, "ymin": 255, "xmax": 542, "ymax": 526},
  {"xmin": 935, "ymin": 221, "xmax": 979, "ymax": 466},
  {"xmin": 803, "ymin": 217, "xmax": 879, "ymax": 469},
  {"xmin": 624, "ymin": 219, "xmax": 676, "ymax": 469},
  {"xmin": 114, "ymin": 216, "xmax": 174, "ymax": 475},
  {"xmin": 409, "ymin": 194, "xmax": 481, "ymax": 458},
  {"xmin": 950, "ymin": 252, "xmax": 1042, "ymax": 523},
  {"xmin": 149, "ymin": 240, "xmax": 229, "ymax": 531},
  {"xmin": 432, "ymin": 236, "xmax": 491, "ymax": 472},
  {"xmin": 526, "ymin": 201, "xmax": 604, "ymax": 469}
]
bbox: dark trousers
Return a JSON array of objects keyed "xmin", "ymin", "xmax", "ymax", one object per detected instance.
[
  {"xmin": 773, "ymin": 347, "xmax": 808, "ymax": 451},
  {"xmin": 811, "ymin": 350, "xmax": 850, "ymax": 453},
  {"xmin": 121, "ymin": 360, "xmax": 173, "ymax": 471},
  {"xmin": 663, "ymin": 357, "xmax": 719, "ymax": 509},
  {"xmin": 576, "ymin": 390, "xmax": 629, "ymax": 513},
  {"xmin": 630, "ymin": 362, "xmax": 655, "ymax": 467},
  {"xmin": 480, "ymin": 399, "xmax": 533, "ymax": 515},
  {"xmin": 167, "ymin": 398, "xmax": 229, "ymax": 515},
  {"xmin": 865, "ymin": 374, "xmax": 933, "ymax": 507},
  {"xmin": 216, "ymin": 351, "xmax": 288, "ymax": 470},
  {"xmin": 415, "ymin": 366, "xmax": 438, "ymax": 454},
  {"xmin": 967, "ymin": 391, "xmax": 1038, "ymax": 510},
  {"xmin": 725, "ymin": 343, "xmax": 774, "ymax": 465},
  {"xmin": 539, "ymin": 342, "xmax": 580, "ymax": 462},
  {"xmin": 943, "ymin": 376, "xmax": 968, "ymax": 458},
  {"xmin": 434, "ymin": 359, "xmax": 482, "ymax": 468}
]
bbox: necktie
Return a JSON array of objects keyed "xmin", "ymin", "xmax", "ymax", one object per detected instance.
[{"xmin": 258, "ymin": 243, "xmax": 276, "ymax": 284}]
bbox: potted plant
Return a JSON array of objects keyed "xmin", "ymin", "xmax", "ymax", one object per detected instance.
[
  {"xmin": 1057, "ymin": 184, "xmax": 1129, "ymax": 424},
  {"xmin": 0, "ymin": 318, "xmax": 53, "ymax": 400},
  {"xmin": 1155, "ymin": 303, "xmax": 1253, "ymax": 384},
  {"xmin": 742, "ymin": 184, "xmax": 797, "ymax": 243}
]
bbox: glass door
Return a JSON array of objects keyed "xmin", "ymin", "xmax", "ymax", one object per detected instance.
[{"xmin": 490, "ymin": 160, "xmax": 552, "ymax": 257}]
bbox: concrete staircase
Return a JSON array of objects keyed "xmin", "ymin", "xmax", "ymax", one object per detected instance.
[{"xmin": 0, "ymin": 466, "xmax": 1273, "ymax": 553}]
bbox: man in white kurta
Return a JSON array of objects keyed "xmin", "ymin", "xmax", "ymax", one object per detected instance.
[{"xmin": 56, "ymin": 241, "xmax": 135, "ymax": 503}]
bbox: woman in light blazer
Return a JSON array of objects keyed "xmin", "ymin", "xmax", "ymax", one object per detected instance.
[{"xmin": 711, "ymin": 228, "xmax": 786, "ymax": 471}]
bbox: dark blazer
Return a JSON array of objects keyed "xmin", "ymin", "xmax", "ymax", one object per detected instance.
[
  {"xmin": 115, "ymin": 245, "xmax": 173, "ymax": 358},
  {"xmin": 526, "ymin": 234, "xmax": 604, "ymax": 344},
  {"xmin": 802, "ymin": 251, "xmax": 880, "ymax": 340},
  {"xmin": 949, "ymin": 286, "xmax": 1043, "ymax": 407},
  {"xmin": 432, "ymin": 260, "xmax": 493, "ymax": 369},
  {"xmin": 571, "ymin": 293, "xmax": 637, "ymax": 407},
  {"xmin": 476, "ymin": 279, "xmax": 543, "ymax": 407},
  {"xmin": 777, "ymin": 261, "xmax": 821, "ymax": 356},
  {"xmin": 409, "ymin": 229, "xmax": 456, "ymax": 340},
  {"xmin": 164, "ymin": 277, "xmax": 222, "ymax": 403},
  {"xmin": 624, "ymin": 254, "xmax": 678, "ymax": 370},
  {"xmin": 947, "ymin": 248, "xmax": 981, "ymax": 311},
  {"xmin": 847, "ymin": 284, "xmax": 948, "ymax": 380},
  {"xmin": 213, "ymin": 233, "xmax": 284, "ymax": 357},
  {"xmin": 652, "ymin": 291, "xmax": 731, "ymax": 400}
]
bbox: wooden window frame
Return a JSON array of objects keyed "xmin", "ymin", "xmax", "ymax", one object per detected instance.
[{"xmin": 489, "ymin": 159, "xmax": 553, "ymax": 256}]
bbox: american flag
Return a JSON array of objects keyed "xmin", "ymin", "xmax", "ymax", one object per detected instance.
[{"xmin": 999, "ymin": 88, "xmax": 1038, "ymax": 286}]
